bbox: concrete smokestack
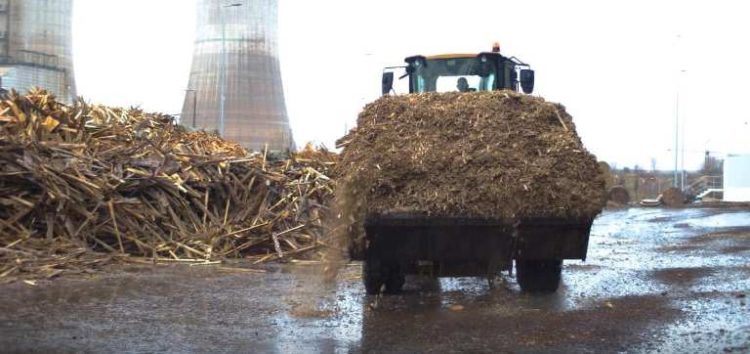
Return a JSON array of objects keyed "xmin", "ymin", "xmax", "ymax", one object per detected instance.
[
  {"xmin": 182, "ymin": 0, "xmax": 293, "ymax": 152},
  {"xmin": 0, "ymin": 0, "xmax": 77, "ymax": 103}
]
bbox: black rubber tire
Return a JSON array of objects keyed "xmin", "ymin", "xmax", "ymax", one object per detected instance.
[
  {"xmin": 363, "ymin": 259, "xmax": 405, "ymax": 294},
  {"xmin": 363, "ymin": 259, "xmax": 384, "ymax": 295},
  {"xmin": 384, "ymin": 264, "xmax": 405, "ymax": 294},
  {"xmin": 516, "ymin": 259, "xmax": 562, "ymax": 293}
]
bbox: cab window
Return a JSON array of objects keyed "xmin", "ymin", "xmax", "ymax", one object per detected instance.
[{"xmin": 410, "ymin": 57, "xmax": 497, "ymax": 93}]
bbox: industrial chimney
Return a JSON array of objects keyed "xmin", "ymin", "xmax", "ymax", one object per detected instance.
[
  {"xmin": 0, "ymin": 0, "xmax": 77, "ymax": 103},
  {"xmin": 182, "ymin": 0, "xmax": 294, "ymax": 152}
]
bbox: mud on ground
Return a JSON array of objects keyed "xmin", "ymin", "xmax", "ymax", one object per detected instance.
[{"xmin": 1, "ymin": 208, "xmax": 749, "ymax": 353}]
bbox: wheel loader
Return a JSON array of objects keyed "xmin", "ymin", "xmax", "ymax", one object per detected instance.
[{"xmin": 352, "ymin": 45, "xmax": 596, "ymax": 294}]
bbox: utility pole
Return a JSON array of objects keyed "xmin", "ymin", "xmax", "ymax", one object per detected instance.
[
  {"xmin": 674, "ymin": 68, "xmax": 687, "ymax": 190},
  {"xmin": 673, "ymin": 34, "xmax": 684, "ymax": 190},
  {"xmin": 185, "ymin": 88, "xmax": 197, "ymax": 128},
  {"xmin": 680, "ymin": 69, "xmax": 687, "ymax": 190},
  {"xmin": 674, "ymin": 83, "xmax": 679, "ymax": 188}
]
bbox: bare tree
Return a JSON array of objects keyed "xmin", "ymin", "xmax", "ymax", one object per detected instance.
[{"xmin": 701, "ymin": 151, "xmax": 723, "ymax": 175}]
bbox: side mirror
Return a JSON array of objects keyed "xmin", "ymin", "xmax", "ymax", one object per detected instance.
[
  {"xmin": 520, "ymin": 69, "xmax": 535, "ymax": 94},
  {"xmin": 381, "ymin": 72, "xmax": 394, "ymax": 95}
]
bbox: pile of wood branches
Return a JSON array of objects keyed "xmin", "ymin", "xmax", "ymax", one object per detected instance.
[
  {"xmin": 0, "ymin": 89, "xmax": 337, "ymax": 282},
  {"xmin": 337, "ymin": 91, "xmax": 606, "ymax": 245}
]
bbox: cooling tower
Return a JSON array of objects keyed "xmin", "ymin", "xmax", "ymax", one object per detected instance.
[
  {"xmin": 182, "ymin": 0, "xmax": 293, "ymax": 152},
  {"xmin": 0, "ymin": 0, "xmax": 76, "ymax": 103}
]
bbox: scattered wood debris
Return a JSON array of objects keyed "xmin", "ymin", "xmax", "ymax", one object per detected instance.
[{"xmin": 0, "ymin": 89, "xmax": 338, "ymax": 282}]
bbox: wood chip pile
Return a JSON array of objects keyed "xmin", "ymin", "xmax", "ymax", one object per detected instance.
[
  {"xmin": 0, "ymin": 90, "xmax": 337, "ymax": 282},
  {"xmin": 608, "ymin": 186, "xmax": 631, "ymax": 205},
  {"xmin": 660, "ymin": 187, "xmax": 686, "ymax": 207},
  {"xmin": 336, "ymin": 91, "xmax": 606, "ymax": 238}
]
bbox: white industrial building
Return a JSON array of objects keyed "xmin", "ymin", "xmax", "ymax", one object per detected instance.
[
  {"xmin": 724, "ymin": 154, "xmax": 750, "ymax": 202},
  {"xmin": 0, "ymin": 0, "xmax": 76, "ymax": 103}
]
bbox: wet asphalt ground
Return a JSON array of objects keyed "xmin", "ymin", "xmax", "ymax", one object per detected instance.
[{"xmin": 1, "ymin": 208, "xmax": 750, "ymax": 353}]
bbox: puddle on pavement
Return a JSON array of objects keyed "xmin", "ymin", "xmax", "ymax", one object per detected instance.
[
  {"xmin": 2, "ymin": 207, "xmax": 750, "ymax": 353},
  {"xmin": 686, "ymin": 212, "xmax": 750, "ymax": 228},
  {"xmin": 645, "ymin": 294, "xmax": 750, "ymax": 353},
  {"xmin": 274, "ymin": 265, "xmax": 363, "ymax": 352}
]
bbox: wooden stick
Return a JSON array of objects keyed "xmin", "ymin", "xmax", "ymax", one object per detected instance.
[
  {"xmin": 223, "ymin": 197, "xmax": 231, "ymax": 226},
  {"xmin": 217, "ymin": 266, "xmax": 266, "ymax": 273},
  {"xmin": 221, "ymin": 222, "xmax": 270, "ymax": 238},
  {"xmin": 203, "ymin": 188, "xmax": 210, "ymax": 225},
  {"xmin": 108, "ymin": 200, "xmax": 125, "ymax": 253},
  {"xmin": 553, "ymin": 110, "xmax": 569, "ymax": 131},
  {"xmin": 188, "ymin": 261, "xmax": 222, "ymax": 266}
]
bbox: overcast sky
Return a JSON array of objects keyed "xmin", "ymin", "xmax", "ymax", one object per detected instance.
[{"xmin": 73, "ymin": 0, "xmax": 750, "ymax": 170}]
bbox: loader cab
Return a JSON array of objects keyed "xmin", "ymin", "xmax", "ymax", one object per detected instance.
[{"xmin": 381, "ymin": 52, "xmax": 534, "ymax": 95}]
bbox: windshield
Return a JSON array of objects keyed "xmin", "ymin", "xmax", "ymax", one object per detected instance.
[{"xmin": 410, "ymin": 57, "xmax": 496, "ymax": 93}]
